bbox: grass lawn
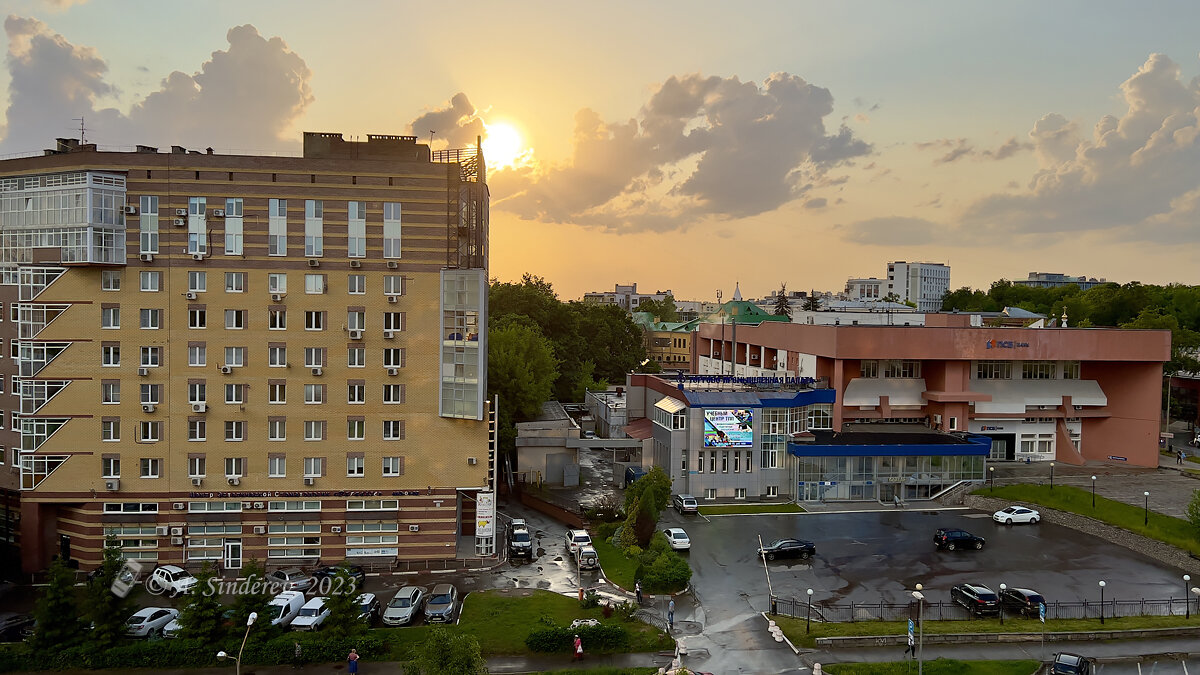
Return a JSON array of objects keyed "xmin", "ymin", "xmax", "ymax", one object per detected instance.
[
  {"xmin": 699, "ymin": 503, "xmax": 806, "ymax": 515},
  {"xmin": 972, "ymin": 484, "xmax": 1200, "ymax": 556},
  {"xmin": 592, "ymin": 537, "xmax": 642, "ymax": 590},
  {"xmin": 771, "ymin": 613, "xmax": 1200, "ymax": 649},
  {"xmin": 826, "ymin": 659, "xmax": 1040, "ymax": 675}
]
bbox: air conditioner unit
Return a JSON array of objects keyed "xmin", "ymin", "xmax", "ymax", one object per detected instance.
[
  {"xmin": 271, "ymin": 293, "xmax": 284, "ymax": 302},
  {"xmin": 173, "ymin": 218, "xmax": 186, "ymax": 227},
  {"xmin": 185, "ymin": 292, "xmax": 197, "ymax": 300},
  {"xmin": 191, "ymin": 477, "xmax": 203, "ymax": 487},
  {"xmin": 219, "ymin": 366, "xmax": 232, "ymax": 374},
  {"xmin": 137, "ymin": 368, "xmax": 149, "ymax": 377},
  {"xmin": 387, "ymin": 296, "xmax": 398, "ymax": 304},
  {"xmin": 303, "ymin": 477, "xmax": 315, "ymax": 486},
  {"xmin": 348, "ymin": 330, "xmax": 363, "ymax": 340},
  {"xmin": 170, "ymin": 527, "xmax": 183, "ymax": 536},
  {"xmin": 253, "ymin": 501, "xmax": 264, "ymax": 509},
  {"xmin": 104, "ymin": 479, "xmax": 119, "ymax": 491},
  {"xmin": 155, "ymin": 525, "xmax": 169, "ymax": 536},
  {"xmin": 124, "ymin": 205, "xmax": 139, "ymax": 215},
  {"xmin": 192, "ymin": 403, "xmax": 207, "ymax": 413},
  {"xmin": 192, "ymin": 253, "xmax": 205, "ymax": 261},
  {"xmin": 171, "ymin": 536, "xmax": 184, "ymax": 545},
  {"xmin": 142, "ymin": 404, "xmax": 156, "ymax": 413},
  {"xmin": 349, "ymin": 260, "xmax": 361, "ymax": 268},
  {"xmin": 383, "ymin": 330, "xmax": 395, "ymax": 339},
  {"xmin": 387, "ymin": 368, "xmax": 399, "ymax": 376},
  {"xmin": 307, "ymin": 259, "xmax": 320, "ymax": 267},
  {"xmin": 212, "ymin": 209, "xmax": 225, "ymax": 218},
  {"xmin": 253, "ymin": 526, "xmax": 266, "ymax": 534},
  {"xmin": 227, "ymin": 477, "xmax": 240, "ymax": 486},
  {"xmin": 139, "ymin": 253, "xmax": 154, "ymax": 262},
  {"xmin": 331, "ymin": 526, "xmax": 342, "ymax": 533},
  {"xmin": 241, "ymin": 501, "xmax": 252, "ymax": 509},
  {"xmin": 409, "ymin": 524, "xmax": 420, "ymax": 532},
  {"xmin": 386, "ymin": 260, "xmax": 398, "ymax": 269},
  {"xmin": 175, "ymin": 208, "xmax": 188, "ymax": 217},
  {"xmin": 311, "ymin": 367, "xmax": 323, "ymax": 376},
  {"xmin": 467, "ymin": 457, "xmax": 478, "ymax": 466},
  {"xmin": 172, "ymin": 503, "xmax": 184, "ymax": 511}
]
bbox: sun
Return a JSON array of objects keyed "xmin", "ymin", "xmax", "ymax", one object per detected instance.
[{"xmin": 482, "ymin": 121, "xmax": 524, "ymax": 169}]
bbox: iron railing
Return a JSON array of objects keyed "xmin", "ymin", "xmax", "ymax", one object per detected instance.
[{"xmin": 769, "ymin": 594, "xmax": 1200, "ymax": 623}]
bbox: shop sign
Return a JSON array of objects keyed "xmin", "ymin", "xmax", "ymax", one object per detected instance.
[
  {"xmin": 1107, "ymin": 455, "xmax": 1128, "ymax": 462},
  {"xmin": 985, "ymin": 339, "xmax": 1030, "ymax": 349}
]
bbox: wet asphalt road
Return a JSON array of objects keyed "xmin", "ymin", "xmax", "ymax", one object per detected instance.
[{"xmin": 1093, "ymin": 662, "xmax": 1199, "ymax": 674}]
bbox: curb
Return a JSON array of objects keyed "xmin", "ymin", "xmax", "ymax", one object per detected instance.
[{"xmin": 763, "ymin": 611, "xmax": 800, "ymax": 654}]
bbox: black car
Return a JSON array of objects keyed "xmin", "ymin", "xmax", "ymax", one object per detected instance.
[
  {"xmin": 311, "ymin": 565, "xmax": 367, "ymax": 589},
  {"xmin": 950, "ymin": 583, "xmax": 999, "ymax": 615},
  {"xmin": 508, "ymin": 526, "xmax": 533, "ymax": 558},
  {"xmin": 757, "ymin": 538, "xmax": 816, "ymax": 561},
  {"xmin": 999, "ymin": 587, "xmax": 1046, "ymax": 618},
  {"xmin": 0, "ymin": 613, "xmax": 34, "ymax": 641},
  {"xmin": 933, "ymin": 527, "xmax": 985, "ymax": 551},
  {"xmin": 1050, "ymin": 652, "xmax": 1092, "ymax": 674}
]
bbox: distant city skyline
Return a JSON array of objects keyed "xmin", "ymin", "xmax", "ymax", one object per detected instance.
[{"xmin": 2, "ymin": 1, "xmax": 1199, "ymax": 300}]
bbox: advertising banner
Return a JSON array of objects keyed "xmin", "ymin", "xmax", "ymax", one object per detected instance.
[
  {"xmin": 476, "ymin": 492, "xmax": 495, "ymax": 537},
  {"xmin": 703, "ymin": 409, "xmax": 754, "ymax": 447}
]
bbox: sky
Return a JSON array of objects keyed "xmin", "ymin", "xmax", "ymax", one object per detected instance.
[{"xmin": 3, "ymin": 1, "xmax": 1200, "ymax": 303}]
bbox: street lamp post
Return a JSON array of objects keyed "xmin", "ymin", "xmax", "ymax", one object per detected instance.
[
  {"xmin": 998, "ymin": 583, "xmax": 1006, "ymax": 626},
  {"xmin": 1091, "ymin": 475, "xmax": 1097, "ymax": 508},
  {"xmin": 1185, "ymin": 575, "xmax": 1192, "ymax": 619},
  {"xmin": 1144, "ymin": 491, "xmax": 1150, "ymax": 526},
  {"xmin": 217, "ymin": 611, "xmax": 257, "ymax": 675},
  {"xmin": 1049, "ymin": 462, "xmax": 1054, "ymax": 491},
  {"xmin": 912, "ymin": 584, "xmax": 925, "ymax": 675},
  {"xmin": 1098, "ymin": 581, "xmax": 1106, "ymax": 625},
  {"xmin": 806, "ymin": 588, "xmax": 814, "ymax": 633},
  {"xmin": 989, "ymin": 466, "xmax": 995, "ymax": 492},
  {"xmin": 1191, "ymin": 586, "xmax": 1200, "ymax": 620}
]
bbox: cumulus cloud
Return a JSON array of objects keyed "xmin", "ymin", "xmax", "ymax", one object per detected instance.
[
  {"xmin": 408, "ymin": 92, "xmax": 485, "ymax": 150},
  {"xmin": 835, "ymin": 216, "xmax": 943, "ymax": 245},
  {"xmin": 1, "ymin": 17, "xmax": 313, "ymax": 152},
  {"xmin": 964, "ymin": 53, "xmax": 1200, "ymax": 243},
  {"xmin": 469, "ymin": 72, "xmax": 870, "ymax": 233}
]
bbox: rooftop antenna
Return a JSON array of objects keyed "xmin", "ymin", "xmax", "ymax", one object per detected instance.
[
  {"xmin": 429, "ymin": 130, "xmax": 436, "ymax": 147},
  {"xmin": 72, "ymin": 116, "xmax": 87, "ymax": 144}
]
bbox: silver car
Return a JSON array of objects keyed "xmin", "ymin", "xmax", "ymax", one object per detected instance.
[
  {"xmin": 424, "ymin": 583, "xmax": 458, "ymax": 624},
  {"xmin": 382, "ymin": 585, "xmax": 426, "ymax": 626}
]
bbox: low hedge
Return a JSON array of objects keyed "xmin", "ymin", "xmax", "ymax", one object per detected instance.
[{"xmin": 525, "ymin": 622, "xmax": 630, "ymax": 653}]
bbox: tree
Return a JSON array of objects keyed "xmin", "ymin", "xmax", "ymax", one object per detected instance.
[
  {"xmin": 623, "ymin": 465, "xmax": 672, "ymax": 513},
  {"xmin": 177, "ymin": 562, "xmax": 225, "ymax": 642},
  {"xmin": 229, "ymin": 559, "xmax": 276, "ymax": 641},
  {"xmin": 405, "ymin": 625, "xmax": 488, "ymax": 675},
  {"xmin": 801, "ymin": 291, "xmax": 821, "ymax": 311},
  {"xmin": 637, "ymin": 295, "xmax": 679, "ymax": 322},
  {"xmin": 1187, "ymin": 489, "xmax": 1200, "ymax": 535},
  {"xmin": 31, "ymin": 556, "xmax": 83, "ymax": 650},
  {"xmin": 882, "ymin": 292, "xmax": 901, "ymax": 304},
  {"xmin": 772, "ymin": 284, "xmax": 792, "ymax": 318},
  {"xmin": 631, "ymin": 485, "xmax": 660, "ymax": 547},
  {"xmin": 84, "ymin": 535, "xmax": 134, "ymax": 646},
  {"xmin": 320, "ymin": 567, "xmax": 366, "ymax": 639}
]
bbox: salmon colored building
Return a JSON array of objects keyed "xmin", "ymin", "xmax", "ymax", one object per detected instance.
[{"xmin": 694, "ymin": 314, "xmax": 1171, "ymax": 468}]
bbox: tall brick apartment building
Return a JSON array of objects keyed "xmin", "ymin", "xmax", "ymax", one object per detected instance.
[{"xmin": 2, "ymin": 133, "xmax": 492, "ymax": 573}]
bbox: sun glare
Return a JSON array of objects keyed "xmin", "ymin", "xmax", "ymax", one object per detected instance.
[{"xmin": 482, "ymin": 122, "xmax": 523, "ymax": 169}]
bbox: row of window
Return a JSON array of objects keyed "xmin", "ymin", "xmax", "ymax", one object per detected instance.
[
  {"xmin": 692, "ymin": 450, "xmax": 754, "ymax": 474},
  {"xmin": 98, "ymin": 344, "xmax": 407, "ymax": 368},
  {"xmin": 100, "ymin": 499, "xmax": 406, "ymax": 514},
  {"xmin": 104, "ymin": 453, "xmax": 407, "ymax": 479},
  {"xmin": 101, "ymin": 270, "xmax": 408, "ymax": 296},
  {"xmin": 103, "ymin": 382, "xmax": 406, "ymax": 406},
  {"xmin": 101, "ymin": 307, "xmax": 406, "ymax": 332},
  {"xmin": 975, "ymin": 361, "xmax": 1081, "ymax": 380},
  {"xmin": 99, "ymin": 418, "xmax": 407, "ymax": 444}
]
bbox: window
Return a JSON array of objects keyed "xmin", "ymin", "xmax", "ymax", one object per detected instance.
[
  {"xmin": 269, "ymin": 345, "xmax": 286, "ymax": 367},
  {"xmin": 268, "ymin": 199, "xmax": 287, "ymax": 255},
  {"xmin": 140, "ymin": 271, "xmax": 160, "ymax": 292},
  {"xmin": 101, "ymin": 419, "xmax": 120, "ymax": 441},
  {"xmin": 347, "ymin": 419, "xmax": 365, "ymax": 440},
  {"xmin": 733, "ymin": 451, "xmax": 740, "ymax": 473},
  {"xmin": 1022, "ymin": 361, "xmax": 1057, "ymax": 380},
  {"xmin": 102, "ymin": 457, "xmax": 120, "ymax": 478},
  {"xmin": 224, "ymin": 198, "xmax": 244, "ymax": 255},
  {"xmin": 708, "ymin": 452, "xmax": 716, "ymax": 473},
  {"xmin": 976, "ymin": 362, "xmax": 1013, "ymax": 380},
  {"xmin": 224, "ymin": 309, "xmax": 245, "ymax": 329},
  {"xmin": 304, "ymin": 347, "xmax": 324, "ymax": 368},
  {"xmin": 745, "ymin": 450, "xmax": 753, "ymax": 473},
  {"xmin": 383, "ymin": 312, "xmax": 404, "ymax": 332},
  {"xmin": 348, "ymin": 383, "xmax": 365, "ymax": 404},
  {"xmin": 384, "ymin": 348, "xmax": 404, "ymax": 368},
  {"xmin": 188, "ymin": 419, "xmax": 206, "ymax": 441},
  {"xmin": 304, "ymin": 384, "xmax": 324, "ymax": 404},
  {"xmin": 860, "ymin": 360, "xmax": 879, "ymax": 378},
  {"xmin": 346, "ymin": 499, "xmax": 398, "ymax": 511},
  {"xmin": 301, "ymin": 457, "xmax": 325, "ymax": 477},
  {"xmin": 140, "ymin": 384, "xmax": 161, "ymax": 405},
  {"xmin": 188, "ymin": 197, "xmax": 206, "ymax": 255},
  {"xmin": 348, "ymin": 346, "xmax": 365, "ymax": 367},
  {"xmin": 304, "ymin": 199, "xmax": 323, "ymax": 256},
  {"xmin": 347, "ymin": 310, "xmax": 365, "ymax": 331},
  {"xmin": 304, "ymin": 311, "xmax": 323, "ymax": 331},
  {"xmin": 807, "ymin": 405, "xmax": 833, "ymax": 429},
  {"xmin": 267, "ymin": 500, "xmax": 320, "ymax": 512},
  {"xmin": 224, "ymin": 272, "xmax": 245, "ymax": 293},
  {"xmin": 140, "ymin": 458, "xmax": 161, "ymax": 478},
  {"xmin": 384, "ymin": 275, "xmax": 405, "ymax": 296},
  {"xmin": 721, "ymin": 451, "xmax": 729, "ymax": 473},
  {"xmin": 383, "ymin": 384, "xmax": 404, "ymax": 404},
  {"xmin": 304, "ymin": 274, "xmax": 325, "ymax": 294},
  {"xmin": 140, "ymin": 308, "xmax": 162, "ymax": 329},
  {"xmin": 268, "ymin": 382, "xmax": 286, "ymax": 404},
  {"xmin": 225, "ymin": 421, "xmax": 244, "ymax": 441},
  {"xmin": 347, "ymin": 274, "xmax": 365, "ymax": 294},
  {"xmin": 348, "ymin": 201, "xmax": 366, "ymax": 257},
  {"xmin": 304, "ymin": 420, "xmax": 325, "ymax": 441},
  {"xmin": 382, "ymin": 456, "xmax": 403, "ymax": 476},
  {"xmin": 102, "ymin": 381, "xmax": 120, "ymax": 404},
  {"xmin": 224, "ymin": 457, "xmax": 244, "ymax": 477},
  {"xmin": 268, "ymin": 308, "xmax": 287, "ymax": 330},
  {"xmin": 1063, "ymin": 361, "xmax": 1081, "ymax": 379},
  {"xmin": 346, "ymin": 455, "xmax": 364, "ymax": 476},
  {"xmin": 139, "ymin": 196, "xmax": 158, "ymax": 254},
  {"xmin": 383, "ymin": 420, "xmax": 404, "ymax": 440},
  {"xmin": 140, "ymin": 346, "xmax": 161, "ymax": 367},
  {"xmin": 882, "ymin": 360, "xmax": 921, "ymax": 378},
  {"xmin": 101, "ymin": 306, "xmax": 119, "ymax": 329},
  {"xmin": 189, "ymin": 344, "xmax": 207, "ymax": 366},
  {"xmin": 383, "ymin": 202, "xmax": 402, "ymax": 257},
  {"xmin": 224, "ymin": 384, "xmax": 245, "ymax": 404},
  {"xmin": 188, "ymin": 382, "xmax": 206, "ymax": 404},
  {"xmin": 101, "ymin": 270, "xmax": 122, "ymax": 291},
  {"xmin": 187, "ymin": 501, "xmax": 241, "ymax": 513},
  {"xmin": 268, "ymin": 273, "xmax": 287, "ymax": 294},
  {"xmin": 188, "ymin": 456, "xmax": 206, "ymax": 478},
  {"xmin": 224, "ymin": 347, "xmax": 245, "ymax": 367},
  {"xmin": 269, "ymin": 419, "xmax": 286, "ymax": 440},
  {"xmin": 735, "ymin": 487, "xmax": 747, "ymax": 500},
  {"xmin": 268, "ymin": 456, "xmax": 285, "ymax": 477},
  {"xmin": 766, "ymin": 485, "xmax": 779, "ymax": 497},
  {"xmin": 704, "ymin": 488, "xmax": 717, "ymax": 500},
  {"xmin": 188, "ymin": 271, "xmax": 207, "ymax": 292},
  {"xmin": 188, "ymin": 308, "xmax": 206, "ymax": 329},
  {"xmin": 139, "ymin": 421, "xmax": 160, "ymax": 442}
]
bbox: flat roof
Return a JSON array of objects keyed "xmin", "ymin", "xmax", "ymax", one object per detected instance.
[{"xmin": 789, "ymin": 424, "xmax": 991, "ymax": 457}]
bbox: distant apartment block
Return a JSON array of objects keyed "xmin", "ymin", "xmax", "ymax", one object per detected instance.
[
  {"xmin": 1013, "ymin": 272, "xmax": 1108, "ymax": 291},
  {"xmin": 582, "ymin": 283, "xmax": 673, "ymax": 311},
  {"xmin": 845, "ymin": 278, "xmax": 886, "ymax": 300},
  {"xmin": 887, "ymin": 261, "xmax": 950, "ymax": 312}
]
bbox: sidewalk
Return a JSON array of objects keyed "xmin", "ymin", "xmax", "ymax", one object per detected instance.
[{"xmin": 806, "ymin": 635, "xmax": 1200, "ymax": 665}]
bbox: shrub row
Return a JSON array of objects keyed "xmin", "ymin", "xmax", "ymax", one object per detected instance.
[{"xmin": 525, "ymin": 622, "xmax": 630, "ymax": 653}]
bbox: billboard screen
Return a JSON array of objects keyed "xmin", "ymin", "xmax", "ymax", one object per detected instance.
[{"xmin": 703, "ymin": 409, "xmax": 754, "ymax": 447}]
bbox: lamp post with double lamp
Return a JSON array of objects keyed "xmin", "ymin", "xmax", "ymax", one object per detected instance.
[
  {"xmin": 217, "ymin": 611, "xmax": 257, "ymax": 675},
  {"xmin": 1144, "ymin": 491, "xmax": 1150, "ymax": 526},
  {"xmin": 1091, "ymin": 475, "xmax": 1097, "ymax": 508},
  {"xmin": 998, "ymin": 583, "xmax": 1006, "ymax": 625},
  {"xmin": 1049, "ymin": 462, "xmax": 1054, "ymax": 491},
  {"xmin": 1185, "ymin": 575, "xmax": 1192, "ymax": 619},
  {"xmin": 806, "ymin": 588, "xmax": 814, "ymax": 633},
  {"xmin": 912, "ymin": 584, "xmax": 925, "ymax": 675},
  {"xmin": 1098, "ymin": 581, "xmax": 1106, "ymax": 625}
]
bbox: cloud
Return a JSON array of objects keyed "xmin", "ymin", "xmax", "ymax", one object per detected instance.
[
  {"xmin": 41, "ymin": 0, "xmax": 89, "ymax": 10},
  {"xmin": 835, "ymin": 216, "xmax": 944, "ymax": 245},
  {"xmin": 983, "ymin": 136, "xmax": 1033, "ymax": 160},
  {"xmin": 487, "ymin": 72, "xmax": 870, "ymax": 233},
  {"xmin": 915, "ymin": 136, "xmax": 1031, "ymax": 164},
  {"xmin": 1, "ymin": 17, "xmax": 313, "ymax": 152},
  {"xmin": 408, "ymin": 92, "xmax": 485, "ymax": 150},
  {"xmin": 803, "ymin": 197, "xmax": 827, "ymax": 209},
  {"xmin": 963, "ymin": 52, "xmax": 1200, "ymax": 243}
]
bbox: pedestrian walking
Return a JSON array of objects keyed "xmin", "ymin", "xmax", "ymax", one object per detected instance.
[
  {"xmin": 573, "ymin": 634, "xmax": 583, "ymax": 661},
  {"xmin": 347, "ymin": 648, "xmax": 359, "ymax": 674},
  {"xmin": 635, "ymin": 580, "xmax": 642, "ymax": 604},
  {"xmin": 903, "ymin": 632, "xmax": 916, "ymax": 659},
  {"xmin": 668, "ymin": 598, "xmax": 675, "ymax": 630},
  {"xmin": 1180, "ymin": 449, "xmax": 1187, "ymax": 465},
  {"xmin": 292, "ymin": 641, "xmax": 302, "ymax": 669}
]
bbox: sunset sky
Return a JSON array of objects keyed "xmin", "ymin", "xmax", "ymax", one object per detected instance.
[{"xmin": 3, "ymin": 1, "xmax": 1200, "ymax": 303}]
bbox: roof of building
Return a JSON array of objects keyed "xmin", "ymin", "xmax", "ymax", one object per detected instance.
[
  {"xmin": 681, "ymin": 388, "xmax": 837, "ymax": 408},
  {"xmin": 788, "ymin": 424, "xmax": 991, "ymax": 457},
  {"xmin": 624, "ymin": 418, "xmax": 654, "ymax": 440}
]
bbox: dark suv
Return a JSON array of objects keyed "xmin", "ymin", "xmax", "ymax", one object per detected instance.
[
  {"xmin": 999, "ymin": 587, "xmax": 1045, "ymax": 617},
  {"xmin": 933, "ymin": 527, "xmax": 985, "ymax": 551},
  {"xmin": 1050, "ymin": 652, "xmax": 1092, "ymax": 674},
  {"xmin": 950, "ymin": 583, "xmax": 1000, "ymax": 615}
]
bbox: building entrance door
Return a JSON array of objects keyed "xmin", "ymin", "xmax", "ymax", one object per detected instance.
[
  {"xmin": 223, "ymin": 539, "xmax": 242, "ymax": 570},
  {"xmin": 987, "ymin": 434, "xmax": 1016, "ymax": 461}
]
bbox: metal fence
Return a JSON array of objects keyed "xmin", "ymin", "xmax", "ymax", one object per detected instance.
[{"xmin": 769, "ymin": 595, "xmax": 1200, "ymax": 623}]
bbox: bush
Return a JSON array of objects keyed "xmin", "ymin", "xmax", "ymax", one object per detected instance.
[
  {"xmin": 639, "ymin": 549, "xmax": 692, "ymax": 593},
  {"xmin": 580, "ymin": 589, "xmax": 601, "ymax": 609},
  {"xmin": 525, "ymin": 622, "xmax": 630, "ymax": 653},
  {"xmin": 595, "ymin": 521, "xmax": 621, "ymax": 541},
  {"xmin": 611, "ymin": 600, "xmax": 639, "ymax": 621}
]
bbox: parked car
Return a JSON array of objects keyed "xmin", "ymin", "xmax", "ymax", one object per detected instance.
[
  {"xmin": 311, "ymin": 565, "xmax": 366, "ymax": 589},
  {"xmin": 950, "ymin": 583, "xmax": 1000, "ymax": 615},
  {"xmin": 565, "ymin": 529, "xmax": 592, "ymax": 555},
  {"xmin": 266, "ymin": 567, "xmax": 315, "ymax": 592},
  {"xmin": 382, "ymin": 585, "xmax": 426, "ymax": 626},
  {"xmin": 267, "ymin": 590, "xmax": 307, "ymax": 627},
  {"xmin": 663, "ymin": 527, "xmax": 691, "ymax": 551},
  {"xmin": 0, "ymin": 613, "xmax": 34, "ymax": 641},
  {"xmin": 356, "ymin": 593, "xmax": 380, "ymax": 623},
  {"xmin": 992, "ymin": 506, "xmax": 1041, "ymax": 525},
  {"xmin": 290, "ymin": 597, "xmax": 330, "ymax": 631},
  {"xmin": 508, "ymin": 523, "xmax": 534, "ymax": 558},
  {"xmin": 1050, "ymin": 652, "xmax": 1093, "ymax": 674},
  {"xmin": 164, "ymin": 607, "xmax": 237, "ymax": 638},
  {"xmin": 933, "ymin": 528, "xmax": 985, "ymax": 551},
  {"xmin": 757, "ymin": 538, "xmax": 816, "ymax": 561},
  {"xmin": 147, "ymin": 565, "xmax": 199, "ymax": 596},
  {"xmin": 424, "ymin": 583, "xmax": 458, "ymax": 624},
  {"xmin": 999, "ymin": 587, "xmax": 1046, "ymax": 618},
  {"xmin": 624, "ymin": 466, "xmax": 647, "ymax": 488},
  {"xmin": 672, "ymin": 494, "xmax": 699, "ymax": 514},
  {"xmin": 583, "ymin": 430, "xmax": 596, "ymax": 439},
  {"xmin": 575, "ymin": 544, "xmax": 600, "ymax": 570},
  {"xmin": 125, "ymin": 607, "xmax": 179, "ymax": 638}
]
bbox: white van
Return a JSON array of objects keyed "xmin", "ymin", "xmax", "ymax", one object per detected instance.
[{"xmin": 267, "ymin": 590, "xmax": 306, "ymax": 627}]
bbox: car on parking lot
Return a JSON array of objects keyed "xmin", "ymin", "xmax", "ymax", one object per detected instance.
[
  {"xmin": 565, "ymin": 529, "xmax": 592, "ymax": 555},
  {"xmin": 575, "ymin": 545, "xmax": 600, "ymax": 570},
  {"xmin": 267, "ymin": 590, "xmax": 307, "ymax": 627},
  {"xmin": 290, "ymin": 597, "xmax": 330, "ymax": 631},
  {"xmin": 933, "ymin": 527, "xmax": 985, "ymax": 550},
  {"xmin": 266, "ymin": 567, "xmax": 315, "ymax": 592},
  {"xmin": 663, "ymin": 527, "xmax": 691, "ymax": 550},
  {"xmin": 950, "ymin": 583, "xmax": 1000, "ymax": 615},
  {"xmin": 147, "ymin": 565, "xmax": 199, "ymax": 596},
  {"xmin": 311, "ymin": 565, "xmax": 366, "ymax": 589},
  {"xmin": 673, "ymin": 494, "xmax": 698, "ymax": 514},
  {"xmin": 356, "ymin": 593, "xmax": 380, "ymax": 623},
  {"xmin": 583, "ymin": 430, "xmax": 596, "ymax": 439},
  {"xmin": 1050, "ymin": 652, "xmax": 1093, "ymax": 674},
  {"xmin": 164, "ymin": 607, "xmax": 238, "ymax": 638},
  {"xmin": 0, "ymin": 613, "xmax": 34, "ymax": 641},
  {"xmin": 382, "ymin": 585, "xmax": 427, "ymax": 626},
  {"xmin": 999, "ymin": 587, "xmax": 1046, "ymax": 617},
  {"xmin": 424, "ymin": 584, "xmax": 458, "ymax": 623},
  {"xmin": 125, "ymin": 607, "xmax": 179, "ymax": 638},
  {"xmin": 508, "ymin": 522, "xmax": 533, "ymax": 558},
  {"xmin": 992, "ymin": 505, "xmax": 1041, "ymax": 525},
  {"xmin": 757, "ymin": 538, "xmax": 816, "ymax": 561}
]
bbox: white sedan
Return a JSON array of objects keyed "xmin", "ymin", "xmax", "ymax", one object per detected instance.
[
  {"xmin": 662, "ymin": 527, "xmax": 691, "ymax": 551},
  {"xmin": 125, "ymin": 607, "xmax": 179, "ymax": 638},
  {"xmin": 993, "ymin": 506, "xmax": 1041, "ymax": 525}
]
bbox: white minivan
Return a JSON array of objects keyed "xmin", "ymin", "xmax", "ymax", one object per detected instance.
[{"xmin": 267, "ymin": 590, "xmax": 306, "ymax": 627}]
